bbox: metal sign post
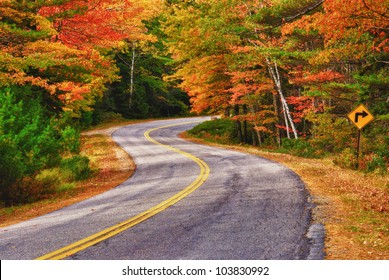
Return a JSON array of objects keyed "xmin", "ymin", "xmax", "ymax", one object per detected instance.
[{"xmin": 356, "ymin": 129, "xmax": 362, "ymax": 163}]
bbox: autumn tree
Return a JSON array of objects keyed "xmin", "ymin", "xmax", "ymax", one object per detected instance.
[
  {"xmin": 163, "ymin": 0, "xmax": 324, "ymax": 144},
  {"xmin": 104, "ymin": 16, "xmax": 190, "ymax": 118},
  {"xmin": 1, "ymin": 0, "xmax": 159, "ymax": 114},
  {"xmin": 0, "ymin": 0, "xmax": 162, "ymax": 203},
  {"xmin": 282, "ymin": 0, "xmax": 389, "ymax": 162},
  {"xmin": 165, "ymin": 0, "xmax": 387, "ymax": 172},
  {"xmin": 163, "ymin": 1, "xmax": 233, "ymax": 115}
]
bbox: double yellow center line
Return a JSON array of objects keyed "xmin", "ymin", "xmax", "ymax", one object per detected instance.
[{"xmin": 37, "ymin": 121, "xmax": 210, "ymax": 260}]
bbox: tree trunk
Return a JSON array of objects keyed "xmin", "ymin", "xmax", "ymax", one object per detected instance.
[
  {"xmin": 249, "ymin": 104, "xmax": 262, "ymax": 147},
  {"xmin": 129, "ymin": 43, "xmax": 136, "ymax": 108},
  {"xmin": 283, "ymin": 106, "xmax": 291, "ymax": 139},
  {"xmin": 254, "ymin": 126, "xmax": 263, "ymax": 147},
  {"xmin": 245, "ymin": 40, "xmax": 298, "ymax": 142},
  {"xmin": 243, "ymin": 104, "xmax": 248, "ymax": 143},
  {"xmin": 251, "ymin": 126, "xmax": 258, "ymax": 146},
  {"xmin": 272, "ymin": 92, "xmax": 282, "ymax": 147},
  {"xmin": 234, "ymin": 104, "xmax": 243, "ymax": 143},
  {"xmin": 266, "ymin": 58, "xmax": 298, "ymax": 139}
]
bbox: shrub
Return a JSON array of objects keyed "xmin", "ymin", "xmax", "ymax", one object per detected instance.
[
  {"xmin": 100, "ymin": 111, "xmax": 126, "ymax": 123},
  {"xmin": 363, "ymin": 153, "xmax": 388, "ymax": 174},
  {"xmin": 2, "ymin": 178, "xmax": 44, "ymax": 206},
  {"xmin": 333, "ymin": 148, "xmax": 357, "ymax": 169},
  {"xmin": 60, "ymin": 126, "xmax": 80, "ymax": 154},
  {"xmin": 188, "ymin": 118, "xmax": 238, "ymax": 144},
  {"xmin": 0, "ymin": 87, "xmax": 85, "ymax": 205},
  {"xmin": 0, "ymin": 87, "xmax": 62, "ymax": 175},
  {"xmin": 305, "ymin": 111, "xmax": 354, "ymax": 153},
  {"xmin": 35, "ymin": 168, "xmax": 62, "ymax": 194},
  {"xmin": 56, "ymin": 183, "xmax": 76, "ymax": 194},
  {"xmin": 278, "ymin": 138, "xmax": 321, "ymax": 158},
  {"xmin": 334, "ymin": 149, "xmax": 388, "ymax": 174},
  {"xmin": 60, "ymin": 156, "xmax": 92, "ymax": 181},
  {"xmin": 0, "ymin": 140, "xmax": 25, "ymax": 203}
]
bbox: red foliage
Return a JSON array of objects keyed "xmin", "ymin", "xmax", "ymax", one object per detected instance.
[
  {"xmin": 290, "ymin": 70, "xmax": 344, "ymax": 86},
  {"xmin": 39, "ymin": 0, "xmax": 149, "ymax": 49},
  {"xmin": 286, "ymin": 96, "xmax": 322, "ymax": 123}
]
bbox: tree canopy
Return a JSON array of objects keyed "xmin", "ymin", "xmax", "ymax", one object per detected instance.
[{"xmin": 163, "ymin": 0, "xmax": 388, "ymax": 169}]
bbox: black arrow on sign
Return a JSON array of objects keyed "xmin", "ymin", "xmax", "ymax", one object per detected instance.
[{"xmin": 355, "ymin": 111, "xmax": 369, "ymax": 123}]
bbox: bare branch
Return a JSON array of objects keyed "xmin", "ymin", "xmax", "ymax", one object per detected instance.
[
  {"xmin": 116, "ymin": 54, "xmax": 132, "ymax": 68},
  {"xmin": 375, "ymin": 59, "xmax": 389, "ymax": 64}
]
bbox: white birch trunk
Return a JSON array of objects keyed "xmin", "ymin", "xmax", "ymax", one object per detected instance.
[
  {"xmin": 282, "ymin": 106, "xmax": 291, "ymax": 139},
  {"xmin": 266, "ymin": 58, "xmax": 298, "ymax": 139},
  {"xmin": 129, "ymin": 43, "xmax": 136, "ymax": 108}
]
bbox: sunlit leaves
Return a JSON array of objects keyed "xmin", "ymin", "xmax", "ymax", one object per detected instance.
[
  {"xmin": 38, "ymin": 0, "xmax": 158, "ymax": 49},
  {"xmin": 1, "ymin": 0, "xmax": 159, "ymax": 114},
  {"xmin": 283, "ymin": 0, "xmax": 389, "ymax": 63}
]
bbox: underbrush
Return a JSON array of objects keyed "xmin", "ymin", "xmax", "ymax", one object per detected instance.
[
  {"xmin": 2, "ymin": 156, "xmax": 93, "ymax": 206},
  {"xmin": 187, "ymin": 118, "xmax": 239, "ymax": 144},
  {"xmin": 189, "ymin": 118, "xmax": 388, "ymax": 174},
  {"xmin": 0, "ymin": 127, "xmax": 135, "ymax": 228},
  {"xmin": 276, "ymin": 138, "xmax": 323, "ymax": 158}
]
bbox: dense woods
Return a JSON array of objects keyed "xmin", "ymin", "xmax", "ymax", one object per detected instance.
[
  {"xmin": 0, "ymin": 0, "xmax": 388, "ymax": 205},
  {"xmin": 164, "ymin": 0, "xmax": 388, "ymax": 171}
]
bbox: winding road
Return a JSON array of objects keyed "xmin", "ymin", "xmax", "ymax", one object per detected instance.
[{"xmin": 0, "ymin": 117, "xmax": 324, "ymax": 260}]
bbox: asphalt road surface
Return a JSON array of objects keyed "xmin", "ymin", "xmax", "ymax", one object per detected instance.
[{"xmin": 0, "ymin": 117, "xmax": 324, "ymax": 260}]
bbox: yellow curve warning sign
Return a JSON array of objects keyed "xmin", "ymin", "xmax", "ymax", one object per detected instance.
[{"xmin": 347, "ymin": 104, "xmax": 374, "ymax": 130}]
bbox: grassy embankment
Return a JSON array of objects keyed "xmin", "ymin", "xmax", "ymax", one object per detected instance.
[{"xmin": 181, "ymin": 119, "xmax": 389, "ymax": 260}]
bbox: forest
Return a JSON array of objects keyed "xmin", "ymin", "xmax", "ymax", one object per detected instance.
[{"xmin": 0, "ymin": 0, "xmax": 388, "ymax": 205}]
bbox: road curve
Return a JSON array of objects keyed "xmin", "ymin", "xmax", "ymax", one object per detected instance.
[{"xmin": 0, "ymin": 117, "xmax": 324, "ymax": 259}]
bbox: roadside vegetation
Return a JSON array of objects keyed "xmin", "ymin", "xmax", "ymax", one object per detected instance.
[
  {"xmin": 185, "ymin": 118, "xmax": 389, "ymax": 259},
  {"xmin": 0, "ymin": 117, "xmax": 136, "ymax": 227}
]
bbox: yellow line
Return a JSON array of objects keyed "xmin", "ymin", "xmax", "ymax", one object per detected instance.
[{"xmin": 36, "ymin": 121, "xmax": 210, "ymax": 260}]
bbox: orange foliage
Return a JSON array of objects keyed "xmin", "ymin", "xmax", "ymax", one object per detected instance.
[
  {"xmin": 283, "ymin": 0, "xmax": 389, "ymax": 60},
  {"xmin": 173, "ymin": 54, "xmax": 232, "ymax": 114},
  {"xmin": 290, "ymin": 70, "xmax": 344, "ymax": 85}
]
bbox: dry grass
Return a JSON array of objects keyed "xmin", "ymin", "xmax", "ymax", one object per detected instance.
[
  {"xmin": 259, "ymin": 152, "xmax": 389, "ymax": 260},
  {"xmin": 181, "ymin": 132, "xmax": 389, "ymax": 260},
  {"xmin": 0, "ymin": 131, "xmax": 135, "ymax": 228}
]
